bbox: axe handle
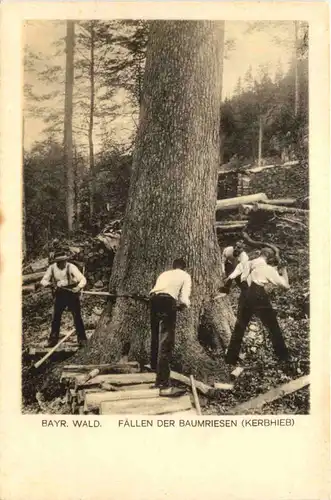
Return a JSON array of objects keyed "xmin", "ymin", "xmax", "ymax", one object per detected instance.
[{"xmin": 34, "ymin": 328, "xmax": 76, "ymax": 369}]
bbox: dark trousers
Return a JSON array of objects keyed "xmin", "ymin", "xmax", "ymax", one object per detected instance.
[
  {"xmin": 225, "ymin": 282, "xmax": 289, "ymax": 364},
  {"xmin": 150, "ymin": 293, "xmax": 177, "ymax": 387},
  {"xmin": 50, "ymin": 289, "xmax": 86, "ymax": 342}
]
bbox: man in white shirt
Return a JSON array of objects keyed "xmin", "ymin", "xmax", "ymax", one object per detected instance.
[
  {"xmin": 38, "ymin": 250, "xmax": 87, "ymax": 347},
  {"xmin": 225, "ymin": 248, "xmax": 292, "ymax": 369},
  {"xmin": 149, "ymin": 258, "xmax": 192, "ymax": 396},
  {"xmin": 221, "ymin": 241, "xmax": 249, "ymax": 293}
]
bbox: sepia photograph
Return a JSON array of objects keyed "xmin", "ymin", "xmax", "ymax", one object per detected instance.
[{"xmin": 22, "ymin": 19, "xmax": 310, "ymax": 417}]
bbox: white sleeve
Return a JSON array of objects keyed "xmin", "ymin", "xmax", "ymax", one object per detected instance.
[
  {"xmin": 179, "ymin": 274, "xmax": 192, "ymax": 307},
  {"xmin": 239, "ymin": 251, "xmax": 249, "ymax": 263},
  {"xmin": 266, "ymin": 266, "xmax": 290, "ymax": 289},
  {"xmin": 228, "ymin": 262, "xmax": 243, "ymax": 280},
  {"xmin": 40, "ymin": 265, "xmax": 53, "ymax": 287},
  {"xmin": 70, "ymin": 264, "xmax": 87, "ymax": 289}
]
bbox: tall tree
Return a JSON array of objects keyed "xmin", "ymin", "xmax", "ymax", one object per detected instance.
[
  {"xmin": 64, "ymin": 21, "xmax": 75, "ymax": 233},
  {"xmin": 294, "ymin": 21, "xmax": 299, "ymax": 117},
  {"xmin": 88, "ymin": 21, "xmax": 96, "ymax": 221},
  {"xmin": 75, "ymin": 20, "xmax": 235, "ymax": 378}
]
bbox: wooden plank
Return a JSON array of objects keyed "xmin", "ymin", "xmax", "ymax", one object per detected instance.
[
  {"xmin": 100, "ymin": 394, "xmax": 192, "ymax": 415},
  {"xmin": 77, "ymin": 388, "xmax": 108, "ymax": 404},
  {"xmin": 76, "ymin": 372, "xmax": 156, "ymax": 389},
  {"xmin": 29, "ymin": 346, "xmax": 78, "ymax": 356},
  {"xmin": 62, "ymin": 362, "xmax": 140, "ymax": 373},
  {"xmin": 84, "ymin": 388, "xmax": 160, "ymax": 412},
  {"xmin": 232, "ymin": 375, "xmax": 310, "ymax": 414},
  {"xmin": 170, "ymin": 371, "xmax": 212, "ymax": 396},
  {"xmin": 117, "ymin": 383, "xmax": 154, "ymax": 391}
]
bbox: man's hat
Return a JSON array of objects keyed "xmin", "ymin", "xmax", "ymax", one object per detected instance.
[{"xmin": 53, "ymin": 250, "xmax": 69, "ymax": 262}]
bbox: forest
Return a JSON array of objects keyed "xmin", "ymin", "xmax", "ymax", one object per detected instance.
[{"xmin": 23, "ymin": 20, "xmax": 309, "ymax": 416}]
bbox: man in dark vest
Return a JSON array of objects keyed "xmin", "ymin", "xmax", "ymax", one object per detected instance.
[
  {"xmin": 149, "ymin": 258, "xmax": 192, "ymax": 396},
  {"xmin": 38, "ymin": 250, "xmax": 87, "ymax": 347}
]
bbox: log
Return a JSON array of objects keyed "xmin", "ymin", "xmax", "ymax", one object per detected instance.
[
  {"xmin": 34, "ymin": 329, "xmax": 76, "ymax": 369},
  {"xmin": 216, "ymin": 193, "xmax": 268, "ymax": 211},
  {"xmin": 75, "ymin": 372, "xmax": 156, "ymax": 389},
  {"xmin": 22, "ymin": 284, "xmax": 36, "ymax": 294},
  {"xmin": 243, "ymin": 203, "xmax": 308, "ymax": 215},
  {"xmin": 84, "ymin": 388, "xmax": 160, "ymax": 412},
  {"xmin": 100, "ymin": 394, "xmax": 192, "ymax": 415},
  {"xmin": 215, "ymin": 219, "xmax": 249, "ymax": 225},
  {"xmin": 260, "ymin": 198, "xmax": 296, "ymax": 206},
  {"xmin": 190, "ymin": 375, "xmax": 202, "ymax": 415},
  {"xmin": 231, "ymin": 375, "xmax": 310, "ymax": 414},
  {"xmin": 30, "ymin": 257, "xmax": 49, "ymax": 272},
  {"xmin": 62, "ymin": 362, "xmax": 140, "ymax": 373},
  {"xmin": 170, "ymin": 371, "xmax": 213, "ymax": 396},
  {"xmin": 215, "ymin": 222, "xmax": 248, "ymax": 232},
  {"xmin": 22, "ymin": 271, "xmax": 45, "ymax": 285}
]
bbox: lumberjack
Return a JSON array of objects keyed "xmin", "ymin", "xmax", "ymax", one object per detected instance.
[
  {"xmin": 225, "ymin": 248, "xmax": 295, "ymax": 373},
  {"xmin": 36, "ymin": 250, "xmax": 88, "ymax": 348},
  {"xmin": 220, "ymin": 240, "xmax": 249, "ymax": 294},
  {"xmin": 149, "ymin": 258, "xmax": 192, "ymax": 397}
]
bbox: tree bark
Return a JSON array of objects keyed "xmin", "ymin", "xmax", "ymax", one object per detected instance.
[
  {"xmin": 64, "ymin": 21, "xmax": 75, "ymax": 234},
  {"xmin": 219, "ymin": 21, "xmax": 226, "ymax": 164},
  {"xmin": 75, "ymin": 21, "xmax": 235, "ymax": 381},
  {"xmin": 88, "ymin": 22, "xmax": 95, "ymax": 223}
]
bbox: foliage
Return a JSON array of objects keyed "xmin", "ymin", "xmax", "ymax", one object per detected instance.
[
  {"xmin": 24, "ymin": 140, "xmax": 67, "ymax": 256},
  {"xmin": 221, "ymin": 23, "xmax": 308, "ymax": 164}
]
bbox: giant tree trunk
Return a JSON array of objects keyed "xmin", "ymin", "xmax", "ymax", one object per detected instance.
[
  {"xmin": 77, "ymin": 21, "xmax": 235, "ymax": 380},
  {"xmin": 64, "ymin": 21, "xmax": 75, "ymax": 234}
]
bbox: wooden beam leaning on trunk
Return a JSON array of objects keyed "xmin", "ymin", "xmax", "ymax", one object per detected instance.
[{"xmin": 231, "ymin": 375, "xmax": 310, "ymax": 415}]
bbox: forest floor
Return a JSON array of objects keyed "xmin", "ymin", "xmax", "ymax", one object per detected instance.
[
  {"xmin": 22, "ymin": 161, "xmax": 310, "ymax": 415},
  {"xmin": 22, "ymin": 234, "xmax": 309, "ymax": 415}
]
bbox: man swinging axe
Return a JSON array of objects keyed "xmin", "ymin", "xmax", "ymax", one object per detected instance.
[
  {"xmin": 149, "ymin": 258, "xmax": 192, "ymax": 397},
  {"xmin": 225, "ymin": 247, "xmax": 296, "ymax": 374},
  {"xmin": 36, "ymin": 250, "xmax": 87, "ymax": 348}
]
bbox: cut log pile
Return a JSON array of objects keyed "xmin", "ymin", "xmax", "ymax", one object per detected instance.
[
  {"xmin": 22, "ymin": 220, "xmax": 122, "ymax": 291},
  {"xmin": 214, "ymin": 193, "xmax": 308, "ymax": 234},
  {"xmin": 59, "ymin": 363, "xmax": 204, "ymax": 415}
]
